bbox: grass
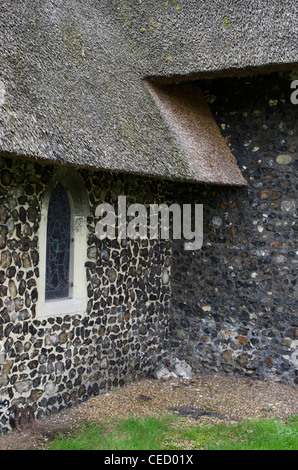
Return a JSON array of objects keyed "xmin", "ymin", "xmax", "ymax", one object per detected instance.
[
  {"xmin": 49, "ymin": 415, "xmax": 174, "ymax": 451},
  {"xmin": 172, "ymin": 414, "xmax": 298, "ymax": 450},
  {"xmin": 49, "ymin": 414, "xmax": 298, "ymax": 451}
]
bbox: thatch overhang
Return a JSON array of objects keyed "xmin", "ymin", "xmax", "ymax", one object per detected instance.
[
  {"xmin": 0, "ymin": 1, "xmax": 297, "ymax": 186},
  {"xmin": 146, "ymin": 80, "xmax": 247, "ymax": 186}
]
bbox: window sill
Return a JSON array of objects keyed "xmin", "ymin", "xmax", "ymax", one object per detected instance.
[{"xmin": 37, "ymin": 298, "xmax": 86, "ymax": 318}]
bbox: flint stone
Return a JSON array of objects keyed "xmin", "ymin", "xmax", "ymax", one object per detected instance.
[
  {"xmin": 162, "ymin": 268, "xmax": 169, "ymax": 285},
  {"xmin": 29, "ymin": 389, "xmax": 43, "ymax": 402},
  {"xmin": 0, "ymin": 251, "xmax": 11, "ymax": 269},
  {"xmin": 0, "ymin": 375, "xmax": 8, "ymax": 386},
  {"xmin": 44, "ymin": 381, "xmax": 56, "ymax": 396},
  {"xmin": 173, "ymin": 359, "xmax": 192, "ymax": 379},
  {"xmin": 108, "ymin": 268, "xmax": 117, "ymax": 282},
  {"xmin": 100, "ymin": 248, "xmax": 109, "ymax": 261},
  {"xmin": 0, "ymin": 341, "xmax": 4, "ymax": 365},
  {"xmin": 1, "ymin": 171, "xmax": 12, "ymax": 186},
  {"xmin": 59, "ymin": 332, "xmax": 68, "ymax": 344},
  {"xmin": 281, "ymin": 338, "xmax": 293, "ymax": 348},
  {"xmin": 276, "ymin": 154, "xmax": 292, "ymax": 165},
  {"xmin": 45, "ymin": 334, "xmax": 59, "ymax": 346},
  {"xmin": 154, "ymin": 358, "xmax": 192, "ymax": 380},
  {"xmin": 211, "ymin": 216, "xmax": 222, "ymax": 227},
  {"xmin": 100, "ymin": 357, "xmax": 108, "ymax": 369},
  {"xmin": 8, "ymin": 280, "xmax": 17, "ymax": 298},
  {"xmin": 87, "ymin": 246, "xmax": 97, "ymax": 259},
  {"xmin": 154, "ymin": 366, "xmax": 177, "ymax": 380},
  {"xmin": 15, "ymin": 380, "xmax": 33, "ymax": 394},
  {"xmin": 0, "ymin": 206, "xmax": 9, "ymax": 223},
  {"xmin": 18, "ymin": 309, "xmax": 30, "ymax": 321},
  {"xmin": 0, "ymin": 233, "xmax": 6, "ymax": 249},
  {"xmin": 281, "ymin": 200, "xmax": 296, "ymax": 212}
]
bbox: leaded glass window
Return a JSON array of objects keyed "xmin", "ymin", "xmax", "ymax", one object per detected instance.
[{"xmin": 45, "ymin": 183, "xmax": 71, "ymax": 300}]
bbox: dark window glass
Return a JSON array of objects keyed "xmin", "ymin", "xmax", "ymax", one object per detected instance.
[{"xmin": 45, "ymin": 183, "xmax": 71, "ymax": 300}]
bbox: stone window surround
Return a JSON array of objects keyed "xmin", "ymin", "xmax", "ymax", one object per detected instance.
[{"xmin": 37, "ymin": 167, "xmax": 89, "ymax": 318}]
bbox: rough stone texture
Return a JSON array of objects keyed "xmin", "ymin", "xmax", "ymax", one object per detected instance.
[
  {"xmin": 153, "ymin": 356, "xmax": 192, "ymax": 380},
  {"xmin": 0, "ymin": 158, "xmax": 171, "ymax": 434},
  {"xmin": 170, "ymin": 73, "xmax": 298, "ymax": 386}
]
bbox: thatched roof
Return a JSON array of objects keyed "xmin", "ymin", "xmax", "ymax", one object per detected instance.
[{"xmin": 0, "ymin": 0, "xmax": 297, "ymax": 185}]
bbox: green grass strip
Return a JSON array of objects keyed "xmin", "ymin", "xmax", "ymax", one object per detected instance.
[
  {"xmin": 49, "ymin": 414, "xmax": 298, "ymax": 451},
  {"xmin": 49, "ymin": 415, "xmax": 174, "ymax": 451},
  {"xmin": 172, "ymin": 414, "xmax": 298, "ymax": 450}
]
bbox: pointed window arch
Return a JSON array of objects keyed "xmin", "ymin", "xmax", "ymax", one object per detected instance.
[
  {"xmin": 45, "ymin": 183, "xmax": 71, "ymax": 300},
  {"xmin": 37, "ymin": 168, "xmax": 89, "ymax": 318}
]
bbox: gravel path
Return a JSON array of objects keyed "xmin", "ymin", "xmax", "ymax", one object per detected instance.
[{"xmin": 0, "ymin": 373, "xmax": 297, "ymax": 450}]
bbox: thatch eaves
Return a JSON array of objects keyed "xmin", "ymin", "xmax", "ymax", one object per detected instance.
[{"xmin": 0, "ymin": 1, "xmax": 296, "ymax": 185}]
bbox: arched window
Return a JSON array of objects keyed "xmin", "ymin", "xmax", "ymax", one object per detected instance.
[
  {"xmin": 45, "ymin": 183, "xmax": 71, "ymax": 300},
  {"xmin": 37, "ymin": 168, "xmax": 89, "ymax": 318}
]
